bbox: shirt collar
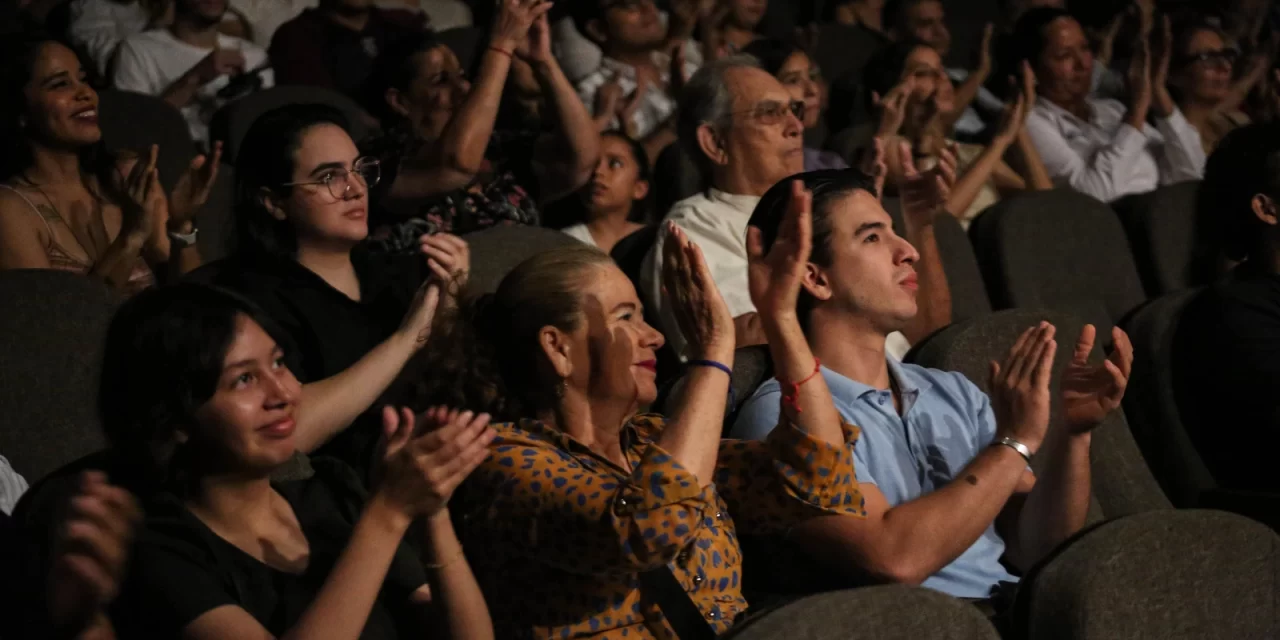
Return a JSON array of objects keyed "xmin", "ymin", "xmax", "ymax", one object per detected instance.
[
  {"xmin": 1035, "ymin": 95, "xmax": 1099, "ymax": 127},
  {"xmin": 823, "ymin": 358, "xmax": 931, "ymax": 403}
]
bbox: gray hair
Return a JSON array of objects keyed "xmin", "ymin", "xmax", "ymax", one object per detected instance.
[{"xmin": 677, "ymin": 54, "xmax": 763, "ymax": 175}]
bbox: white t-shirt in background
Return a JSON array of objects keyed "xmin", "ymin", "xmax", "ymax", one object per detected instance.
[
  {"xmin": 67, "ymin": 0, "xmax": 151, "ymax": 78},
  {"xmin": 112, "ymin": 30, "xmax": 272, "ymax": 144}
]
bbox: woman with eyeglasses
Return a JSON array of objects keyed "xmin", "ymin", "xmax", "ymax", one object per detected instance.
[
  {"xmin": 204, "ymin": 103, "xmax": 468, "ymax": 480},
  {"xmin": 743, "ymin": 38, "xmax": 848, "ymax": 171},
  {"xmin": 1169, "ymin": 17, "xmax": 1270, "ymax": 155},
  {"xmin": 359, "ymin": 0, "xmax": 599, "ymax": 254},
  {"xmin": 863, "ymin": 39, "xmax": 1052, "ymax": 228}
]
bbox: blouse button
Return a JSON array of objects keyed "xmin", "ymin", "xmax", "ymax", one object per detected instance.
[
  {"xmin": 619, "ymin": 496, "xmax": 628, "ymax": 507},
  {"xmin": 677, "ymin": 550, "xmax": 691, "ymax": 564},
  {"xmin": 693, "ymin": 574, "xmax": 704, "ymax": 585},
  {"xmin": 708, "ymin": 608, "xmax": 720, "ymax": 620},
  {"xmin": 715, "ymin": 511, "xmax": 724, "ymax": 520}
]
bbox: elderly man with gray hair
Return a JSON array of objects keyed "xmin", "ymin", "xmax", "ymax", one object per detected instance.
[{"xmin": 642, "ymin": 55, "xmax": 951, "ymax": 360}]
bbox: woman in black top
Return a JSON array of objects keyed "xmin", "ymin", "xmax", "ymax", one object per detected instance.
[
  {"xmin": 208, "ymin": 103, "xmax": 467, "ymax": 477},
  {"xmin": 103, "ymin": 284, "xmax": 494, "ymax": 639}
]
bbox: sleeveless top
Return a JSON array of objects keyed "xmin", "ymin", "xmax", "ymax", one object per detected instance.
[{"xmin": 0, "ymin": 184, "xmax": 155, "ymax": 296}]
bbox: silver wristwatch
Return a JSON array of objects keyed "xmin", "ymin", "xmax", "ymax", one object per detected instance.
[
  {"xmin": 993, "ymin": 436, "xmax": 1033, "ymax": 463},
  {"xmin": 168, "ymin": 225, "xmax": 200, "ymax": 248}
]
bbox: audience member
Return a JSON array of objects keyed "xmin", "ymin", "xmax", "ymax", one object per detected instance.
[
  {"xmin": 864, "ymin": 41, "xmax": 1053, "ymax": 228},
  {"xmin": 1175, "ymin": 122, "xmax": 1280, "ymax": 491},
  {"xmin": 382, "ymin": 0, "xmax": 473, "ymax": 30},
  {"xmin": 733, "ymin": 169, "xmax": 1134, "ymax": 620},
  {"xmin": 112, "ymin": 0, "xmax": 272, "ymax": 145},
  {"xmin": 552, "ymin": 14, "xmax": 603, "ymax": 82},
  {"xmin": 414, "ymin": 231, "xmax": 863, "ymax": 637},
  {"xmin": 66, "ymin": 0, "xmax": 156, "ymax": 78},
  {"xmin": 269, "ymin": 0, "xmax": 426, "ymax": 99},
  {"xmin": 1018, "ymin": 7, "xmax": 1206, "ymax": 203},
  {"xmin": 225, "ymin": 0, "xmax": 317, "ymax": 48},
  {"xmin": 642, "ymin": 56, "xmax": 950, "ymax": 359},
  {"xmin": 0, "ymin": 36, "xmax": 215, "ymax": 294},
  {"xmin": 204, "ymin": 104, "xmax": 462, "ymax": 477},
  {"xmin": 826, "ymin": 0, "xmax": 885, "ymax": 32},
  {"xmin": 742, "ymin": 37, "xmax": 848, "ymax": 171},
  {"xmin": 1169, "ymin": 17, "xmax": 1269, "ymax": 155},
  {"xmin": 98, "ymin": 284, "xmax": 494, "ymax": 639},
  {"xmin": 561, "ymin": 130, "xmax": 650, "ymax": 252},
  {"xmin": 363, "ymin": 3, "xmax": 598, "ymax": 252},
  {"xmin": 720, "ymin": 0, "xmax": 766, "ymax": 54},
  {"xmin": 573, "ymin": 0, "xmax": 703, "ymax": 157},
  {"xmin": 884, "ymin": 0, "xmax": 1003, "ymax": 140}
]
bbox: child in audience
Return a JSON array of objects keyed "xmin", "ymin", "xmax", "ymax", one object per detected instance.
[
  {"xmin": 561, "ymin": 130, "xmax": 649, "ymax": 253},
  {"xmin": 204, "ymin": 103, "xmax": 464, "ymax": 479},
  {"xmin": 743, "ymin": 37, "xmax": 847, "ymax": 171},
  {"xmin": 0, "ymin": 36, "xmax": 215, "ymax": 294},
  {"xmin": 413, "ymin": 200, "xmax": 865, "ymax": 636},
  {"xmin": 100, "ymin": 284, "xmax": 494, "ymax": 639},
  {"xmin": 362, "ymin": 0, "xmax": 598, "ymax": 253},
  {"xmin": 864, "ymin": 39, "xmax": 1053, "ymax": 228}
]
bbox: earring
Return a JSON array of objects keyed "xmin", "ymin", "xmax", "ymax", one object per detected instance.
[{"xmin": 555, "ymin": 378, "xmax": 567, "ymax": 399}]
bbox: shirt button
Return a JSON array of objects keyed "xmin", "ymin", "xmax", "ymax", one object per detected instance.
[
  {"xmin": 619, "ymin": 497, "xmax": 628, "ymax": 507},
  {"xmin": 715, "ymin": 512, "xmax": 724, "ymax": 520},
  {"xmin": 708, "ymin": 609, "xmax": 720, "ymax": 620},
  {"xmin": 693, "ymin": 574, "xmax": 704, "ymax": 585},
  {"xmin": 677, "ymin": 550, "xmax": 691, "ymax": 564}
]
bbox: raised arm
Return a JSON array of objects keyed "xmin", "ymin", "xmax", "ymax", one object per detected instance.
[
  {"xmin": 894, "ymin": 141, "xmax": 955, "ymax": 345},
  {"xmin": 523, "ymin": 12, "xmax": 601, "ymax": 204},
  {"xmin": 745, "ymin": 181, "xmax": 845, "ymax": 448},
  {"xmin": 942, "ymin": 24, "xmax": 995, "ymax": 133},
  {"xmin": 1149, "ymin": 17, "xmax": 1206, "ymax": 183},
  {"xmin": 787, "ymin": 324, "xmax": 1054, "ymax": 585},
  {"xmin": 183, "ymin": 407, "xmax": 494, "ymax": 640}
]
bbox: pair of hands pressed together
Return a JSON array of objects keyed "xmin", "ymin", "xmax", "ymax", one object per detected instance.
[
  {"xmin": 121, "ymin": 142, "xmax": 223, "ymax": 246},
  {"xmin": 491, "ymin": 0, "xmax": 556, "ymax": 65},
  {"xmin": 374, "ymin": 406, "xmax": 496, "ymax": 524}
]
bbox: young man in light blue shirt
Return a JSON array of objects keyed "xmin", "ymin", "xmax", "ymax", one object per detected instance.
[{"xmin": 733, "ymin": 166, "xmax": 1134, "ymax": 600}]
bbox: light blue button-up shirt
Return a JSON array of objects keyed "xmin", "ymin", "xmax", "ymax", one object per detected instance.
[{"xmin": 731, "ymin": 358, "xmax": 1018, "ymax": 598}]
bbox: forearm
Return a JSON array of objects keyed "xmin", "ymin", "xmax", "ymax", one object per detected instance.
[
  {"xmin": 1010, "ymin": 130, "xmax": 1054, "ymax": 190},
  {"xmin": 945, "ymin": 72, "xmax": 990, "ymax": 132},
  {"xmin": 423, "ymin": 511, "xmax": 493, "ymax": 640},
  {"xmin": 1011, "ymin": 431, "xmax": 1092, "ymax": 571},
  {"xmin": 761, "ymin": 314, "xmax": 845, "ymax": 447},
  {"xmin": 659, "ymin": 351, "xmax": 734, "ymax": 485},
  {"xmin": 900, "ymin": 219, "xmax": 951, "ymax": 344},
  {"xmin": 946, "ymin": 139, "xmax": 1011, "ymax": 217},
  {"xmin": 280, "ymin": 495, "xmax": 410, "ymax": 640},
  {"xmin": 160, "ymin": 70, "xmax": 204, "ymax": 109},
  {"xmin": 426, "ymin": 48, "xmax": 512, "ymax": 178},
  {"xmin": 533, "ymin": 59, "xmax": 600, "ymax": 196},
  {"xmin": 296, "ymin": 331, "xmax": 419, "ymax": 452}
]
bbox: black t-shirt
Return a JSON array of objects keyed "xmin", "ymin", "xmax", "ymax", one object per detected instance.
[
  {"xmin": 110, "ymin": 459, "xmax": 427, "ymax": 639},
  {"xmin": 208, "ymin": 250, "xmax": 426, "ymax": 475},
  {"xmin": 1172, "ymin": 272, "xmax": 1280, "ymax": 490},
  {"xmin": 270, "ymin": 8, "xmax": 426, "ymax": 98}
]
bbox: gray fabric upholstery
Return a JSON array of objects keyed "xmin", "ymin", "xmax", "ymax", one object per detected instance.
[
  {"xmin": 461, "ymin": 225, "xmax": 583, "ymax": 295},
  {"xmin": 654, "ymin": 345, "xmax": 775, "ymax": 436},
  {"xmin": 1022, "ymin": 510, "xmax": 1280, "ymax": 640},
  {"xmin": 1113, "ymin": 181, "xmax": 1202, "ymax": 296},
  {"xmin": 196, "ymin": 163, "xmax": 237, "ymax": 263},
  {"xmin": 969, "ymin": 189, "xmax": 1146, "ymax": 333},
  {"xmin": 97, "ymin": 89, "xmax": 196, "ymax": 191},
  {"xmin": 210, "ymin": 85, "xmax": 374, "ymax": 164},
  {"xmin": 729, "ymin": 586, "xmax": 1000, "ymax": 639},
  {"xmin": 0, "ymin": 271, "xmax": 116, "ymax": 481},
  {"xmin": 653, "ymin": 143, "xmax": 704, "ymax": 219},
  {"xmin": 907, "ymin": 308, "xmax": 1170, "ymax": 521},
  {"xmin": 1120, "ymin": 290, "xmax": 1215, "ymax": 508}
]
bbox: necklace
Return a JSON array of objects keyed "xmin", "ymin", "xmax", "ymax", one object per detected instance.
[{"xmin": 22, "ymin": 175, "xmax": 111, "ymax": 262}]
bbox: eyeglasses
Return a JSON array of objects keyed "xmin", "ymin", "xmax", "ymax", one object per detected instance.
[
  {"xmin": 1182, "ymin": 48, "xmax": 1239, "ymax": 67},
  {"xmin": 720, "ymin": 99, "xmax": 806, "ymax": 126},
  {"xmin": 283, "ymin": 157, "xmax": 381, "ymax": 200}
]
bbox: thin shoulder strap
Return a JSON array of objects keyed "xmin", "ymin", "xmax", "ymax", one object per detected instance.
[{"xmin": 0, "ymin": 184, "xmax": 58, "ymax": 240}]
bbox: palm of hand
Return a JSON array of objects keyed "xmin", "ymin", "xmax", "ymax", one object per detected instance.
[
  {"xmin": 748, "ymin": 238, "xmax": 805, "ymax": 314},
  {"xmin": 1062, "ymin": 359, "xmax": 1120, "ymax": 431}
]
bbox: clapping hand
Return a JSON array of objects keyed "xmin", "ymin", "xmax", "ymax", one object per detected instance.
[
  {"xmin": 169, "ymin": 140, "xmax": 222, "ymax": 227},
  {"xmin": 491, "ymin": 0, "xmax": 552, "ymax": 54},
  {"xmin": 746, "ymin": 180, "xmax": 813, "ymax": 323},
  {"xmin": 1061, "ymin": 325, "xmax": 1133, "ymax": 433},
  {"xmin": 123, "ymin": 144, "xmax": 168, "ymax": 241},
  {"xmin": 858, "ymin": 136, "xmax": 888, "ymax": 201},
  {"xmin": 661, "ymin": 222, "xmax": 735, "ymax": 362},
  {"xmin": 872, "ymin": 77, "xmax": 915, "ymax": 137},
  {"xmin": 989, "ymin": 323, "xmax": 1057, "ymax": 454},
  {"xmin": 418, "ymin": 233, "xmax": 470, "ymax": 296},
  {"xmin": 376, "ymin": 406, "xmax": 495, "ymax": 520},
  {"xmin": 895, "ymin": 140, "xmax": 957, "ymax": 226}
]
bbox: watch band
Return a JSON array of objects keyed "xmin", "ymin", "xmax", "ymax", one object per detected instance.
[
  {"xmin": 168, "ymin": 225, "xmax": 199, "ymax": 248},
  {"xmin": 994, "ymin": 436, "xmax": 1033, "ymax": 464}
]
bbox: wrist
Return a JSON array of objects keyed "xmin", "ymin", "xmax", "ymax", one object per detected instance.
[
  {"xmin": 488, "ymin": 36, "xmax": 519, "ymax": 54},
  {"xmin": 166, "ymin": 219, "xmax": 194, "ymax": 234},
  {"xmin": 997, "ymin": 428, "xmax": 1043, "ymax": 456},
  {"xmin": 694, "ymin": 344, "xmax": 735, "ymax": 367},
  {"xmin": 366, "ymin": 491, "xmax": 415, "ymax": 535}
]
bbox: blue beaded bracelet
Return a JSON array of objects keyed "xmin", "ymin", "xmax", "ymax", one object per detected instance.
[{"xmin": 688, "ymin": 359, "xmax": 736, "ymax": 409}]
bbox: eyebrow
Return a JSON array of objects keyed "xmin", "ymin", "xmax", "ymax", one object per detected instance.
[
  {"xmin": 612, "ymin": 301, "xmax": 639, "ymax": 313},
  {"xmin": 41, "ymin": 70, "xmax": 71, "ymax": 84},
  {"xmin": 307, "ymin": 161, "xmax": 347, "ymax": 177},
  {"xmin": 854, "ymin": 221, "xmax": 887, "ymax": 236},
  {"xmin": 223, "ymin": 347, "xmax": 284, "ymax": 372}
]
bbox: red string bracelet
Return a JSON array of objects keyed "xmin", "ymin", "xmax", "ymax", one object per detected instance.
[
  {"xmin": 780, "ymin": 358, "xmax": 822, "ymax": 414},
  {"xmin": 488, "ymin": 45, "xmax": 514, "ymax": 58}
]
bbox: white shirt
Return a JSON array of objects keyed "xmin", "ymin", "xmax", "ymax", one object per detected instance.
[
  {"xmin": 553, "ymin": 16, "xmax": 603, "ymax": 83},
  {"xmin": 561, "ymin": 223, "xmax": 597, "ymax": 247},
  {"xmin": 67, "ymin": 0, "xmax": 151, "ymax": 78},
  {"xmin": 576, "ymin": 46, "xmax": 702, "ymax": 140},
  {"xmin": 642, "ymin": 189, "xmax": 911, "ymax": 360},
  {"xmin": 946, "ymin": 68, "xmax": 1005, "ymax": 138},
  {"xmin": 228, "ymin": 0, "xmax": 316, "ymax": 48},
  {"xmin": 1025, "ymin": 96, "xmax": 1205, "ymax": 203},
  {"xmin": 112, "ymin": 30, "xmax": 273, "ymax": 145}
]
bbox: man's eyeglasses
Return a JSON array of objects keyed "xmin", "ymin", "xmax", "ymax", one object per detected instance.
[
  {"xmin": 1182, "ymin": 48, "xmax": 1239, "ymax": 67},
  {"xmin": 283, "ymin": 157, "xmax": 381, "ymax": 200},
  {"xmin": 720, "ymin": 99, "xmax": 806, "ymax": 126}
]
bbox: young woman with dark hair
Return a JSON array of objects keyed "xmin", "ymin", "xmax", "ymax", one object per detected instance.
[
  {"xmin": 99, "ymin": 283, "xmax": 494, "ymax": 639},
  {"xmin": 0, "ymin": 35, "xmax": 219, "ymax": 294},
  {"xmin": 411, "ymin": 196, "xmax": 865, "ymax": 636},
  {"xmin": 206, "ymin": 103, "xmax": 465, "ymax": 478}
]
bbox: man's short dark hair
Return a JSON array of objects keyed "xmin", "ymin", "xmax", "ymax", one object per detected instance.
[
  {"xmin": 1010, "ymin": 6, "xmax": 1074, "ymax": 66},
  {"xmin": 571, "ymin": 0, "xmax": 606, "ymax": 44},
  {"xmin": 748, "ymin": 169, "xmax": 880, "ymax": 329},
  {"xmin": 883, "ymin": 0, "xmax": 939, "ymax": 33},
  {"xmin": 1198, "ymin": 123, "xmax": 1280, "ymax": 261}
]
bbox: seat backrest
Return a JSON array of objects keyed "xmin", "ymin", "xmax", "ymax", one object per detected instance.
[
  {"xmin": 196, "ymin": 163, "xmax": 238, "ymax": 263},
  {"xmin": 97, "ymin": 89, "xmax": 196, "ymax": 191},
  {"xmin": 1118, "ymin": 290, "xmax": 1215, "ymax": 507},
  {"xmin": 969, "ymin": 189, "xmax": 1146, "ymax": 334},
  {"xmin": 884, "ymin": 203, "xmax": 992, "ymax": 323},
  {"xmin": 652, "ymin": 143, "xmax": 704, "ymax": 220},
  {"xmin": 210, "ymin": 85, "xmax": 374, "ymax": 164},
  {"xmin": 653, "ymin": 345, "xmax": 775, "ymax": 435},
  {"xmin": 1112, "ymin": 181, "xmax": 1202, "ymax": 296},
  {"xmin": 461, "ymin": 225, "xmax": 583, "ymax": 294},
  {"xmin": 908, "ymin": 308, "xmax": 1171, "ymax": 520},
  {"xmin": 730, "ymin": 585, "xmax": 1000, "ymax": 640},
  {"xmin": 609, "ymin": 225, "xmax": 657, "ymax": 289},
  {"xmin": 0, "ymin": 271, "xmax": 117, "ymax": 481}
]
